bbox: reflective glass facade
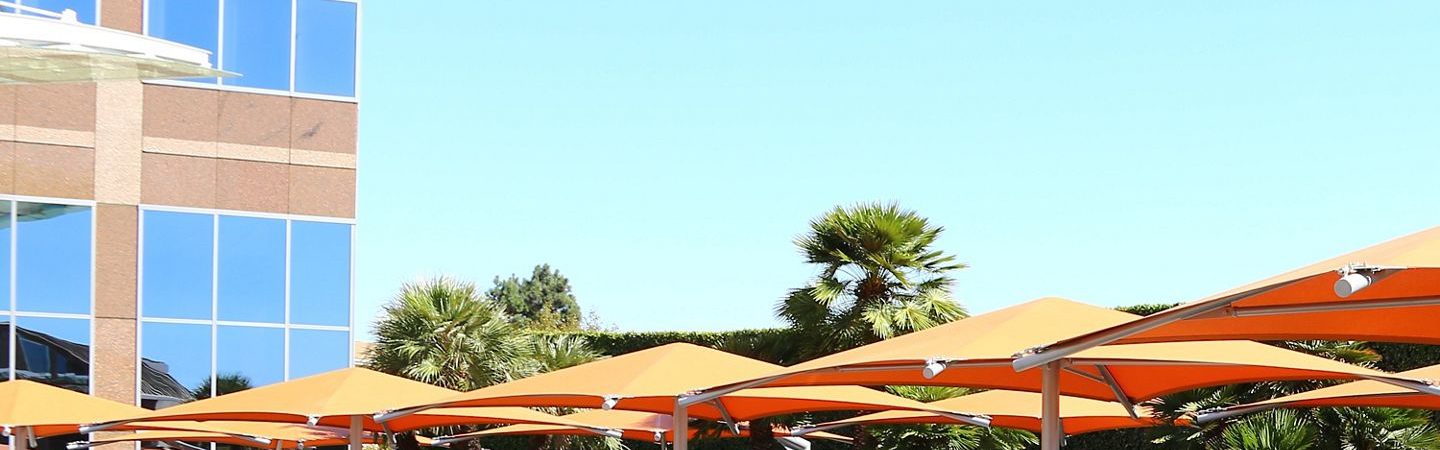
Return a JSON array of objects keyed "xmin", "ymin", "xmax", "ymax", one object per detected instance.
[
  {"xmin": 145, "ymin": 0, "xmax": 360, "ymax": 97},
  {"xmin": 139, "ymin": 209, "xmax": 352, "ymax": 409},
  {"xmin": 1, "ymin": 0, "xmax": 98, "ymax": 25},
  {"xmin": 0, "ymin": 199, "xmax": 93, "ymax": 394}
]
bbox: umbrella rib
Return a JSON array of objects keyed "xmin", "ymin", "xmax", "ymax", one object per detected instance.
[
  {"xmin": 1231, "ymin": 295, "xmax": 1440, "ymax": 318},
  {"xmin": 709, "ymin": 400, "xmax": 741, "ymax": 434},
  {"xmin": 1095, "ymin": 365, "xmax": 1139, "ymax": 420}
]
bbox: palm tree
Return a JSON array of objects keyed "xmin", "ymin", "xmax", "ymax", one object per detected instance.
[
  {"xmin": 1219, "ymin": 410, "xmax": 1315, "ymax": 450},
  {"xmin": 190, "ymin": 373, "xmax": 253, "ymax": 400},
  {"xmin": 368, "ymin": 276, "xmax": 536, "ymax": 392},
  {"xmin": 776, "ymin": 203, "xmax": 967, "ymax": 359}
]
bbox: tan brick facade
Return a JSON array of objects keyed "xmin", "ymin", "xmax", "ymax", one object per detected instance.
[{"xmin": 0, "ymin": 78, "xmax": 357, "ymax": 407}]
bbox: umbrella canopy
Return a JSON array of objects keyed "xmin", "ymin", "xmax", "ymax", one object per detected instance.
[
  {"xmin": 81, "ymin": 367, "xmax": 611, "ymax": 448},
  {"xmin": 800, "ymin": 390, "xmax": 1169, "ymax": 436},
  {"xmin": 1014, "ymin": 225, "xmax": 1440, "ymax": 372},
  {"xmin": 81, "ymin": 422, "xmax": 359, "ymax": 449},
  {"xmin": 0, "ymin": 380, "xmax": 152, "ymax": 437},
  {"xmin": 437, "ymin": 410, "xmax": 851, "ymax": 445},
  {"xmin": 730, "ymin": 298, "xmax": 1417, "ymax": 402},
  {"xmin": 1198, "ymin": 363, "xmax": 1440, "ymax": 423},
  {"xmin": 380, "ymin": 343, "xmax": 970, "ymax": 422}
]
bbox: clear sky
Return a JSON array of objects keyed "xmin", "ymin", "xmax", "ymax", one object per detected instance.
[{"xmin": 355, "ymin": 1, "xmax": 1440, "ymax": 338}]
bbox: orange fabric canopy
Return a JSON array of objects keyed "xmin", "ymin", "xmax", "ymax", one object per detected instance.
[
  {"xmin": 809, "ymin": 390, "xmax": 1169, "ymax": 436},
  {"xmin": 386, "ymin": 343, "xmax": 956, "ymax": 421},
  {"xmin": 1044, "ymin": 226, "xmax": 1440, "ymax": 349},
  {"xmin": 88, "ymin": 368, "xmax": 596, "ymax": 433},
  {"xmin": 444, "ymin": 409, "xmax": 850, "ymax": 444},
  {"xmin": 87, "ymin": 422, "xmax": 361, "ymax": 449},
  {"xmin": 1201, "ymin": 363, "xmax": 1440, "ymax": 422},
  {"xmin": 729, "ymin": 298, "xmax": 1424, "ymax": 403},
  {"xmin": 0, "ymin": 380, "xmax": 152, "ymax": 437}
]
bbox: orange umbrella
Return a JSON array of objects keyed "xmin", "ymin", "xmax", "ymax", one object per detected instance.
[
  {"xmin": 73, "ymin": 422, "xmax": 359, "ymax": 449},
  {"xmin": 0, "ymin": 380, "xmax": 152, "ymax": 442},
  {"xmin": 696, "ymin": 298, "xmax": 1432, "ymax": 450},
  {"xmin": 798, "ymin": 390, "xmax": 1171, "ymax": 436},
  {"xmin": 377, "ymin": 343, "xmax": 982, "ymax": 424},
  {"xmin": 434, "ymin": 410, "xmax": 851, "ymax": 447},
  {"xmin": 1198, "ymin": 363, "xmax": 1440, "ymax": 423},
  {"xmin": 1014, "ymin": 226, "xmax": 1440, "ymax": 373},
  {"xmin": 82, "ymin": 368, "xmax": 611, "ymax": 450}
]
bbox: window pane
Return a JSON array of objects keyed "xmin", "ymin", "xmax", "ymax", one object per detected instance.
[
  {"xmin": 295, "ymin": 0, "xmax": 357, "ymax": 96},
  {"xmin": 141, "ymin": 322, "xmax": 211, "ymax": 408},
  {"xmin": 288, "ymin": 329, "xmax": 348, "ymax": 379},
  {"xmin": 0, "ymin": 318, "xmax": 10, "ymax": 381},
  {"xmin": 216, "ymin": 326, "xmax": 283, "ymax": 389},
  {"xmin": 21, "ymin": 0, "xmax": 96, "ymax": 24},
  {"xmin": 0, "ymin": 202, "xmax": 11, "ymax": 310},
  {"xmin": 16, "ymin": 203, "xmax": 91, "ymax": 314},
  {"xmin": 147, "ymin": 0, "xmax": 219, "ymax": 83},
  {"xmin": 143, "ymin": 211, "xmax": 214, "ymax": 320},
  {"xmin": 222, "ymin": 0, "xmax": 291, "ymax": 90},
  {"xmin": 14, "ymin": 317, "xmax": 89, "ymax": 393},
  {"xmin": 217, "ymin": 216, "xmax": 284, "ymax": 323},
  {"xmin": 290, "ymin": 221, "xmax": 350, "ymax": 326}
]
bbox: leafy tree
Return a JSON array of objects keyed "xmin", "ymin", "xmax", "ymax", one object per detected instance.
[
  {"xmin": 487, "ymin": 264, "xmax": 584, "ymax": 330},
  {"xmin": 369, "ymin": 276, "xmax": 537, "ymax": 391},
  {"xmin": 190, "ymin": 372, "xmax": 253, "ymax": 400},
  {"xmin": 776, "ymin": 203, "xmax": 967, "ymax": 360}
]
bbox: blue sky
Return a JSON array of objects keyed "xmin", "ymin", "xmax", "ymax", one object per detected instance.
[{"xmin": 355, "ymin": 1, "xmax": 1440, "ymax": 338}]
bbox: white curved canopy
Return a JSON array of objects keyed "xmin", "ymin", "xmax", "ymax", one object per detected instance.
[{"xmin": 0, "ymin": 3, "xmax": 232, "ymax": 84}]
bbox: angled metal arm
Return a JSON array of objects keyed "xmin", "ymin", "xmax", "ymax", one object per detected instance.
[
  {"xmin": 1095, "ymin": 365, "xmax": 1139, "ymax": 420},
  {"xmin": 709, "ymin": 400, "xmax": 742, "ymax": 435}
]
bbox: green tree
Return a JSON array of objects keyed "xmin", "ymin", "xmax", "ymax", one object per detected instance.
[
  {"xmin": 190, "ymin": 372, "xmax": 253, "ymax": 400},
  {"xmin": 487, "ymin": 264, "xmax": 584, "ymax": 330},
  {"xmin": 368, "ymin": 276, "xmax": 537, "ymax": 391},
  {"xmin": 776, "ymin": 203, "xmax": 968, "ymax": 360}
]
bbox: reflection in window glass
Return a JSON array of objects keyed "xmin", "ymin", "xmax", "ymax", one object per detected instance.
[
  {"xmin": 0, "ymin": 319, "xmax": 9, "ymax": 381},
  {"xmin": 288, "ymin": 329, "xmax": 348, "ymax": 379},
  {"xmin": 296, "ymin": 0, "xmax": 357, "ymax": 97},
  {"xmin": 143, "ymin": 211, "xmax": 214, "ymax": 320},
  {"xmin": 217, "ymin": 216, "xmax": 285, "ymax": 323},
  {"xmin": 141, "ymin": 323, "xmax": 211, "ymax": 408},
  {"xmin": 20, "ymin": 0, "xmax": 96, "ymax": 24},
  {"xmin": 0, "ymin": 202, "xmax": 10, "ymax": 309},
  {"xmin": 222, "ymin": 0, "xmax": 291, "ymax": 90},
  {"xmin": 16, "ymin": 203, "xmax": 91, "ymax": 314},
  {"xmin": 147, "ymin": 0, "xmax": 219, "ymax": 83},
  {"xmin": 290, "ymin": 221, "xmax": 351, "ymax": 326},
  {"xmin": 14, "ymin": 317, "xmax": 89, "ymax": 393},
  {"xmin": 217, "ymin": 326, "xmax": 283, "ymax": 389}
]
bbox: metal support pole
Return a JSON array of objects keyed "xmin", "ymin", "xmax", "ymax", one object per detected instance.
[
  {"xmin": 1041, "ymin": 361, "xmax": 1062, "ymax": 450},
  {"xmin": 349, "ymin": 415, "xmax": 363, "ymax": 450},
  {"xmin": 12, "ymin": 425, "xmax": 27, "ymax": 450},
  {"xmin": 672, "ymin": 397, "xmax": 688, "ymax": 450}
]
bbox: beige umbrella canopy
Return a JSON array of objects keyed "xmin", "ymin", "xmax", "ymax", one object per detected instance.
[
  {"xmin": 1198, "ymin": 363, "xmax": 1440, "ymax": 423},
  {"xmin": 378, "ymin": 343, "xmax": 983, "ymax": 424},
  {"xmin": 695, "ymin": 297, "xmax": 1431, "ymax": 450},
  {"xmin": 82, "ymin": 368, "xmax": 611, "ymax": 450},
  {"xmin": 0, "ymin": 380, "xmax": 151, "ymax": 439},
  {"xmin": 1015, "ymin": 225, "xmax": 1440, "ymax": 372},
  {"xmin": 797, "ymin": 390, "xmax": 1172, "ymax": 436},
  {"xmin": 434, "ymin": 409, "xmax": 852, "ymax": 447}
]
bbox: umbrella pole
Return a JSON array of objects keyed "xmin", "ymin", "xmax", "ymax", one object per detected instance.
[
  {"xmin": 1041, "ymin": 361, "xmax": 1062, "ymax": 450},
  {"xmin": 350, "ymin": 415, "xmax": 363, "ymax": 450},
  {"xmin": 12, "ymin": 425, "xmax": 27, "ymax": 450},
  {"xmin": 673, "ymin": 398, "xmax": 688, "ymax": 450}
]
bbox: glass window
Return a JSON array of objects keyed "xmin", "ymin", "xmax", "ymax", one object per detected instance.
[
  {"xmin": 295, "ymin": 0, "xmax": 357, "ymax": 97},
  {"xmin": 216, "ymin": 326, "xmax": 283, "ymax": 389},
  {"xmin": 14, "ymin": 317, "xmax": 89, "ymax": 393},
  {"xmin": 0, "ymin": 202, "xmax": 11, "ymax": 310},
  {"xmin": 288, "ymin": 329, "xmax": 348, "ymax": 379},
  {"xmin": 19, "ymin": 0, "xmax": 96, "ymax": 24},
  {"xmin": 143, "ymin": 211, "xmax": 214, "ymax": 320},
  {"xmin": 290, "ymin": 221, "xmax": 350, "ymax": 327},
  {"xmin": 15, "ymin": 203, "xmax": 91, "ymax": 314},
  {"xmin": 141, "ymin": 322, "xmax": 211, "ymax": 408},
  {"xmin": 0, "ymin": 318, "xmax": 10, "ymax": 381},
  {"xmin": 147, "ymin": 0, "xmax": 219, "ymax": 83},
  {"xmin": 222, "ymin": 0, "xmax": 292, "ymax": 90},
  {"xmin": 217, "ymin": 216, "xmax": 285, "ymax": 323}
]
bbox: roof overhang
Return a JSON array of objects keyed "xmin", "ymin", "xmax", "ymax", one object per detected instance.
[{"xmin": 0, "ymin": 6, "xmax": 232, "ymax": 84}]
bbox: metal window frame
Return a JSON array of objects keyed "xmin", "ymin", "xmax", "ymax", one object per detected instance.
[
  {"xmin": 135, "ymin": 205, "xmax": 354, "ymax": 414},
  {"xmin": 3, "ymin": 0, "xmax": 102, "ymax": 25},
  {"xmin": 139, "ymin": 0, "xmax": 360, "ymax": 101}
]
